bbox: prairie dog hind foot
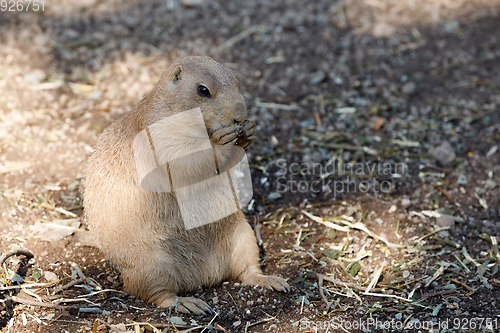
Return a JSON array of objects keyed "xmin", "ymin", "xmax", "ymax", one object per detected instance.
[{"xmin": 157, "ymin": 296, "xmax": 213, "ymax": 316}]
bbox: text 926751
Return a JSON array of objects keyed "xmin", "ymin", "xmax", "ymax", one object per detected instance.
[{"xmin": 1, "ymin": 0, "xmax": 44, "ymax": 11}]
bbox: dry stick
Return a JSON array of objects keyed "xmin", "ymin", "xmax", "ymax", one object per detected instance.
[
  {"xmin": 71, "ymin": 263, "xmax": 101, "ymax": 289},
  {"xmin": 200, "ymin": 311, "xmax": 219, "ymax": 333},
  {"xmin": 244, "ymin": 316, "xmax": 276, "ymax": 333},
  {"xmin": 301, "ymin": 210, "xmax": 350, "ymax": 233},
  {"xmin": 213, "ymin": 25, "xmax": 264, "ymax": 52},
  {"xmin": 319, "ymin": 274, "xmax": 382, "ymax": 292},
  {"xmin": 447, "ymin": 277, "xmax": 475, "ymax": 294},
  {"xmin": 317, "ymin": 274, "xmax": 333, "ymax": 311},
  {"xmin": 177, "ymin": 327, "xmax": 204, "ymax": 333},
  {"xmin": 216, "ymin": 324, "xmax": 231, "ymax": 333},
  {"xmin": 0, "ymin": 282, "xmax": 54, "ymax": 291},
  {"xmin": 6, "ymin": 295, "xmax": 66, "ymax": 309},
  {"xmin": 254, "ymin": 219, "xmax": 263, "ymax": 246},
  {"xmin": 0, "ymin": 249, "xmax": 34, "ymax": 266},
  {"xmin": 424, "ymin": 266, "xmax": 446, "ymax": 287},
  {"xmin": 51, "ymin": 277, "xmax": 85, "ymax": 295},
  {"xmin": 364, "ymin": 263, "xmax": 385, "ymax": 294},
  {"xmin": 410, "ymin": 227, "xmax": 450, "ymax": 246}
]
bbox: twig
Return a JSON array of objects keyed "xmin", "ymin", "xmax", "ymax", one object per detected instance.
[
  {"xmin": 244, "ymin": 316, "xmax": 275, "ymax": 333},
  {"xmin": 363, "ymin": 292, "xmax": 426, "ymax": 306},
  {"xmin": 76, "ymin": 289, "xmax": 123, "ymax": 298},
  {"xmin": 0, "ymin": 282, "xmax": 54, "ymax": 291},
  {"xmin": 216, "ymin": 324, "xmax": 231, "ymax": 333},
  {"xmin": 214, "ymin": 25, "xmax": 264, "ymax": 52},
  {"xmin": 424, "ymin": 266, "xmax": 446, "ymax": 287},
  {"xmin": 254, "ymin": 101, "xmax": 300, "ymax": 111},
  {"xmin": 201, "ymin": 311, "xmax": 219, "ymax": 333},
  {"xmin": 364, "ymin": 263, "xmax": 385, "ymax": 294},
  {"xmin": 3, "ymin": 295, "xmax": 65, "ymax": 309},
  {"xmin": 318, "ymin": 275, "xmax": 332, "ymax": 311},
  {"xmin": 71, "ymin": 263, "xmax": 101, "ymax": 289},
  {"xmin": 303, "ymin": 211, "xmax": 403, "ymax": 248},
  {"xmin": 301, "ymin": 211, "xmax": 350, "ymax": 232},
  {"xmin": 447, "ymin": 278, "xmax": 475, "ymax": 294},
  {"xmin": 255, "ymin": 220, "xmax": 263, "ymax": 246},
  {"xmin": 226, "ymin": 291, "xmax": 237, "ymax": 306},
  {"xmin": 410, "ymin": 227, "xmax": 450, "ymax": 246},
  {"xmin": 51, "ymin": 277, "xmax": 84, "ymax": 295},
  {"xmin": 319, "ymin": 274, "xmax": 382, "ymax": 292},
  {"xmin": 0, "ymin": 249, "xmax": 34, "ymax": 266}
]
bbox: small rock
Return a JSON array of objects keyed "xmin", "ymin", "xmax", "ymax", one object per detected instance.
[
  {"xmin": 429, "ymin": 141, "xmax": 455, "ymax": 166},
  {"xmin": 382, "ymin": 272, "xmax": 398, "ymax": 284},
  {"xmin": 310, "ymin": 70, "xmax": 327, "ymax": 85},
  {"xmin": 110, "ymin": 323, "xmax": 127, "ymax": 332},
  {"xmin": 233, "ymin": 321, "xmax": 241, "ymax": 327},
  {"xmin": 23, "ymin": 69, "xmax": 46, "ymax": 85},
  {"xmin": 212, "ymin": 296, "xmax": 219, "ymax": 305},
  {"xmin": 170, "ymin": 317, "xmax": 187, "ymax": 325},
  {"xmin": 401, "ymin": 198, "xmax": 411, "ymax": 208},
  {"xmin": 44, "ymin": 271, "xmax": 59, "ymax": 282},
  {"xmin": 372, "ymin": 21, "xmax": 396, "ymax": 37},
  {"xmin": 267, "ymin": 192, "xmax": 282, "ymax": 200},
  {"xmin": 388, "ymin": 205, "xmax": 397, "ymax": 214},
  {"xmin": 457, "ymin": 174, "xmax": 467, "ymax": 185},
  {"xmin": 402, "ymin": 81, "xmax": 417, "ymax": 95},
  {"xmin": 67, "ymin": 181, "xmax": 80, "ymax": 191},
  {"xmin": 436, "ymin": 214, "xmax": 455, "ymax": 228},
  {"xmin": 87, "ymin": 90, "xmax": 103, "ymax": 100},
  {"xmin": 180, "ymin": 0, "xmax": 204, "ymax": 7},
  {"xmin": 372, "ymin": 117, "xmax": 385, "ymax": 131},
  {"xmin": 375, "ymin": 218, "xmax": 384, "ymax": 224}
]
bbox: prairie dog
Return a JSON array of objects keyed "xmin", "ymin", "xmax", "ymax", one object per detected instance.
[{"xmin": 83, "ymin": 56, "xmax": 288, "ymax": 314}]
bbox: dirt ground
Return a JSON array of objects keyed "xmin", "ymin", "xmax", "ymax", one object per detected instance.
[{"xmin": 1, "ymin": 0, "xmax": 500, "ymax": 332}]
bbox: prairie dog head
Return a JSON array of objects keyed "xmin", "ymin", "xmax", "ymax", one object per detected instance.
[{"xmin": 148, "ymin": 56, "xmax": 248, "ymax": 137}]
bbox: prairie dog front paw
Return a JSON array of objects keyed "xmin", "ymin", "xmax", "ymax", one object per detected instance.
[
  {"xmin": 242, "ymin": 274, "xmax": 290, "ymax": 292},
  {"xmin": 235, "ymin": 120, "xmax": 256, "ymax": 149},
  {"xmin": 212, "ymin": 124, "xmax": 241, "ymax": 145}
]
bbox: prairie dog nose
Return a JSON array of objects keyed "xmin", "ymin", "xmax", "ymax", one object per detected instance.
[{"xmin": 233, "ymin": 102, "xmax": 247, "ymax": 123}]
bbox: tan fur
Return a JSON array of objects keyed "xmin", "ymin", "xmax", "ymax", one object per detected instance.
[{"xmin": 83, "ymin": 56, "xmax": 288, "ymax": 314}]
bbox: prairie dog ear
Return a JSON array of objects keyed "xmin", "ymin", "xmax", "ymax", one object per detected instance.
[{"xmin": 171, "ymin": 65, "xmax": 182, "ymax": 84}]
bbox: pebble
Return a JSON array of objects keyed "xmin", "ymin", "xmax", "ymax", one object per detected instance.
[
  {"xmin": 310, "ymin": 70, "xmax": 327, "ymax": 85},
  {"xmin": 44, "ymin": 271, "xmax": 59, "ymax": 282},
  {"xmin": 170, "ymin": 317, "xmax": 187, "ymax": 325},
  {"xmin": 23, "ymin": 69, "xmax": 46, "ymax": 85},
  {"xmin": 457, "ymin": 174, "xmax": 468, "ymax": 185},
  {"xmin": 401, "ymin": 198, "xmax": 411, "ymax": 208},
  {"xmin": 181, "ymin": 0, "xmax": 204, "ymax": 7},
  {"xmin": 436, "ymin": 214, "xmax": 455, "ymax": 228},
  {"xmin": 267, "ymin": 192, "xmax": 282, "ymax": 200},
  {"xmin": 402, "ymin": 81, "xmax": 417, "ymax": 95},
  {"xmin": 429, "ymin": 141, "xmax": 456, "ymax": 166}
]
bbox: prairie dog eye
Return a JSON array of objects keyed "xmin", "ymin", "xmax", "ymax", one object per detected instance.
[{"xmin": 198, "ymin": 84, "xmax": 211, "ymax": 97}]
